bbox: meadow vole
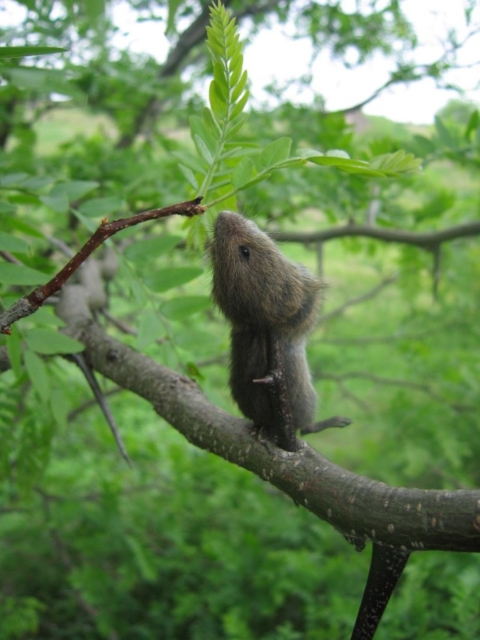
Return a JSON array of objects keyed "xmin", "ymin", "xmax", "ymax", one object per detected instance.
[{"xmin": 211, "ymin": 211, "xmax": 322, "ymax": 444}]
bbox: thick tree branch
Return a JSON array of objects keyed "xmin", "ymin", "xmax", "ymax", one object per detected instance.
[
  {"xmin": 269, "ymin": 220, "xmax": 480, "ymax": 248},
  {"xmin": 55, "ymin": 285, "xmax": 480, "ymax": 554}
]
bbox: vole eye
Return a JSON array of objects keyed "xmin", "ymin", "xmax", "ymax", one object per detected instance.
[{"xmin": 239, "ymin": 245, "xmax": 250, "ymax": 259}]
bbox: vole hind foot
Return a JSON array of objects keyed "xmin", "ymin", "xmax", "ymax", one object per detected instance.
[{"xmin": 300, "ymin": 416, "xmax": 352, "ymax": 435}]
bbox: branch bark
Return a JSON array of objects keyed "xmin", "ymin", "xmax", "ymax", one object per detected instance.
[
  {"xmin": 268, "ymin": 220, "xmax": 480, "ymax": 249},
  {"xmin": 55, "ymin": 285, "xmax": 480, "ymax": 554}
]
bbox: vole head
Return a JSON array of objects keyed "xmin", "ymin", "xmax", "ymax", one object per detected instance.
[{"xmin": 211, "ymin": 211, "xmax": 322, "ymax": 334}]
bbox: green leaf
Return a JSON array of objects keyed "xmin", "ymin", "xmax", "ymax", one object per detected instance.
[
  {"xmin": 230, "ymin": 61, "xmax": 243, "ymax": 90},
  {"xmin": 231, "ymin": 70, "xmax": 248, "ymax": 103},
  {"xmin": 209, "ymin": 81, "xmax": 228, "ymax": 121},
  {"xmin": 229, "ymin": 90, "xmax": 249, "ymax": 121},
  {"xmin": 412, "ymin": 135, "xmax": 435, "ymax": 156},
  {"xmin": 206, "ymin": 39, "xmax": 224, "ymax": 61},
  {"xmin": 226, "ymin": 34, "xmax": 241, "ymax": 60},
  {"xmin": 70, "ymin": 210, "xmax": 98, "ymax": 233},
  {"xmin": 124, "ymin": 235, "xmax": 182, "ymax": 264},
  {"xmin": 175, "ymin": 329, "xmax": 223, "ymax": 352},
  {"xmin": 3, "ymin": 216, "xmax": 43, "ymax": 238},
  {"xmin": 125, "ymin": 535, "xmax": 156, "ymax": 582},
  {"xmin": 464, "ymin": 109, "xmax": 479, "ymax": 140},
  {"xmin": 172, "ymin": 151, "xmax": 207, "ymax": 174},
  {"xmin": 413, "ymin": 189, "xmax": 455, "ymax": 222},
  {"xmin": 0, "ymin": 46, "xmax": 66, "ymax": 59},
  {"xmin": 435, "ymin": 116, "xmax": 455, "ymax": 148},
  {"xmin": 202, "ymin": 107, "xmax": 221, "ymax": 138},
  {"xmin": 78, "ymin": 197, "xmax": 126, "ymax": 218},
  {"xmin": 193, "ymin": 134, "xmax": 214, "ymax": 165},
  {"xmin": 221, "ymin": 146, "xmax": 252, "ymax": 161},
  {"xmin": 6, "ymin": 325, "xmax": 22, "ymax": 377},
  {"xmin": 190, "ymin": 115, "xmax": 218, "ymax": 153},
  {"xmin": 0, "ymin": 201, "xmax": 17, "ymax": 214},
  {"xmin": 0, "ymin": 263, "xmax": 49, "ymax": 285},
  {"xmin": 226, "ymin": 113, "xmax": 248, "ymax": 138},
  {"xmin": 224, "ymin": 15, "xmax": 237, "ymax": 35},
  {"xmin": 136, "ymin": 310, "xmax": 163, "ymax": 350},
  {"xmin": 185, "ymin": 361, "xmax": 205, "ymax": 381},
  {"xmin": 0, "ymin": 173, "xmax": 29, "ymax": 187},
  {"xmin": 296, "ymin": 148, "xmax": 324, "ymax": 159},
  {"xmin": 22, "ymin": 176, "xmax": 54, "ymax": 190},
  {"xmin": 25, "ymin": 329, "xmax": 84, "ymax": 355},
  {"xmin": 232, "ymin": 158, "xmax": 254, "ymax": 189},
  {"xmin": 326, "ymin": 149, "xmax": 350, "ymax": 159},
  {"xmin": 31, "ymin": 306, "xmax": 66, "ymax": 327},
  {"xmin": 260, "ymin": 137, "xmax": 292, "ymax": 169},
  {"xmin": 50, "ymin": 388, "xmax": 70, "ymax": 428},
  {"xmin": 161, "ymin": 296, "xmax": 211, "ymax": 320},
  {"xmin": 145, "ymin": 267, "xmax": 203, "ymax": 293},
  {"xmin": 212, "ymin": 62, "xmax": 228, "ymax": 99},
  {"xmin": 306, "ymin": 155, "xmax": 385, "ymax": 176},
  {"xmin": 177, "ymin": 164, "xmax": 198, "ymax": 190},
  {"xmin": 206, "ymin": 28, "xmax": 225, "ymax": 58},
  {"xmin": 5, "ymin": 68, "xmax": 83, "ymax": 100},
  {"xmin": 24, "ymin": 348, "xmax": 51, "ymax": 400},
  {"xmin": 370, "ymin": 150, "xmax": 422, "ymax": 175},
  {"xmin": 7, "ymin": 194, "xmax": 40, "ymax": 206},
  {"xmin": 271, "ymin": 157, "xmax": 307, "ymax": 170},
  {"xmin": 0, "ymin": 233, "xmax": 29, "ymax": 253},
  {"xmin": 51, "ymin": 180, "xmax": 99, "ymax": 201},
  {"xmin": 40, "ymin": 192, "xmax": 69, "ymax": 214},
  {"xmin": 229, "ymin": 49, "xmax": 242, "ymax": 75}
]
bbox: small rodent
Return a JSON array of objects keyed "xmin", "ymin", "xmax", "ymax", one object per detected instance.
[{"xmin": 211, "ymin": 211, "xmax": 322, "ymax": 443}]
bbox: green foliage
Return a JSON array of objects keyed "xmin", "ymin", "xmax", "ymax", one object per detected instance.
[
  {"xmin": 0, "ymin": 596, "xmax": 44, "ymax": 640},
  {"xmin": 182, "ymin": 2, "xmax": 421, "ymax": 248},
  {"xmin": 0, "ymin": 429, "xmax": 365, "ymax": 639},
  {"xmin": 410, "ymin": 100, "xmax": 480, "ymax": 169},
  {"xmin": 0, "ymin": 2, "xmax": 479, "ymax": 639},
  {"xmin": 0, "ymin": 46, "xmax": 66, "ymax": 59}
]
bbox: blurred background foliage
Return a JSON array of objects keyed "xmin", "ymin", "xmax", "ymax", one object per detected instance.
[{"xmin": 0, "ymin": 0, "xmax": 479, "ymax": 638}]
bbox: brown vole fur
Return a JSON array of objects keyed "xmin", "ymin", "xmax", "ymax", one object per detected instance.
[{"xmin": 211, "ymin": 211, "xmax": 322, "ymax": 440}]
